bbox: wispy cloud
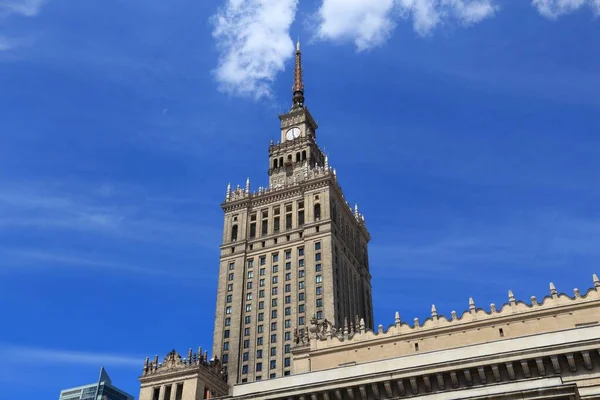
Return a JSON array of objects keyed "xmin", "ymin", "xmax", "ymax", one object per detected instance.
[
  {"xmin": 0, "ymin": 344, "xmax": 141, "ymax": 367},
  {"xmin": 211, "ymin": 0, "xmax": 298, "ymax": 99},
  {"xmin": 0, "ymin": 0, "xmax": 45, "ymax": 18},
  {"xmin": 314, "ymin": 0, "xmax": 498, "ymax": 50},
  {"xmin": 532, "ymin": 0, "xmax": 600, "ymax": 18}
]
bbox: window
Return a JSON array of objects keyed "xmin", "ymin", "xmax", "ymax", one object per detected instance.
[
  {"xmin": 272, "ymin": 265, "xmax": 279, "ymax": 273},
  {"xmin": 299, "ymin": 270, "xmax": 305, "ymax": 278},
  {"xmin": 257, "ymin": 337, "xmax": 263, "ymax": 345},
  {"xmin": 272, "ymin": 287, "xmax": 278, "ymax": 295},
  {"xmin": 244, "ymin": 328, "xmax": 250, "ymax": 336},
  {"xmin": 298, "ymin": 210, "xmax": 305, "ymax": 225},
  {"xmin": 226, "ymin": 306, "xmax": 232, "ymax": 314},
  {"xmin": 285, "ymin": 284, "xmax": 291, "ymax": 292},
  {"xmin": 224, "ymin": 329, "xmax": 230, "ymax": 338},
  {"xmin": 257, "ymin": 349, "xmax": 263, "ymax": 358},
  {"xmin": 228, "ymin": 273, "xmax": 234, "ymax": 281},
  {"xmin": 270, "ymin": 347, "xmax": 277, "ymax": 357},
  {"xmin": 259, "ymin": 301, "xmax": 264, "ymax": 310},
  {"xmin": 315, "ymin": 263, "xmax": 322, "ymax": 272},
  {"xmin": 285, "ymin": 319, "xmax": 291, "ymax": 328},
  {"xmin": 247, "ymin": 259, "xmax": 254, "ymax": 268},
  {"xmin": 245, "ymin": 316, "xmax": 251, "ymax": 324},
  {"xmin": 298, "ymin": 247, "xmax": 304, "ymax": 256},
  {"xmin": 247, "ymin": 282, "xmax": 253, "ymax": 289},
  {"xmin": 243, "ymin": 340, "xmax": 250, "ymax": 349},
  {"xmin": 299, "ymin": 316, "xmax": 305, "ymax": 325},
  {"xmin": 256, "ymin": 376, "xmax": 262, "ymax": 381},
  {"xmin": 299, "ymin": 281, "xmax": 305, "ymax": 289},
  {"xmin": 225, "ymin": 318, "xmax": 231, "ymax": 326},
  {"xmin": 285, "ymin": 250, "xmax": 291, "ymax": 259},
  {"xmin": 315, "ymin": 242, "xmax": 321, "ymax": 250},
  {"xmin": 299, "ymin": 292, "xmax": 305, "ymax": 301},
  {"xmin": 247, "ymin": 293, "xmax": 253, "ymax": 300},
  {"xmin": 270, "ymin": 373, "xmax": 276, "ymax": 378},
  {"xmin": 299, "ymin": 304, "xmax": 305, "ymax": 313},
  {"xmin": 315, "ymin": 253, "xmax": 322, "ymax": 261},
  {"xmin": 285, "ymin": 295, "xmax": 291, "ymax": 304},
  {"xmin": 243, "ymin": 352, "xmax": 249, "ymax": 361},
  {"xmin": 272, "ymin": 276, "xmax": 278, "ymax": 284},
  {"xmin": 285, "ymin": 273, "xmax": 291, "ymax": 281},
  {"xmin": 286, "ymin": 213, "xmax": 292, "ymax": 230},
  {"xmin": 299, "ymin": 259, "xmax": 305, "ymax": 267},
  {"xmin": 222, "ymin": 354, "xmax": 229, "ymax": 363},
  {"xmin": 317, "ymin": 311, "xmax": 323, "ymax": 319},
  {"xmin": 270, "ymin": 360, "xmax": 276, "ymax": 369},
  {"xmin": 246, "ymin": 304, "xmax": 252, "ymax": 312},
  {"xmin": 226, "ymin": 294, "xmax": 232, "ymax": 303},
  {"xmin": 271, "ymin": 334, "xmax": 277, "ymax": 343},
  {"xmin": 258, "ymin": 325, "xmax": 264, "ymax": 333},
  {"xmin": 272, "ymin": 253, "xmax": 279, "ymax": 262},
  {"xmin": 223, "ymin": 342, "xmax": 229, "ymax": 350},
  {"xmin": 231, "ymin": 225, "xmax": 238, "ymax": 242},
  {"xmin": 284, "ymin": 371, "xmax": 290, "ymax": 376},
  {"xmin": 248, "ymin": 271, "xmax": 254, "ymax": 278},
  {"xmin": 314, "ymin": 204, "xmax": 321, "ymax": 220},
  {"xmin": 250, "ymin": 223, "xmax": 256, "ymax": 238},
  {"xmin": 259, "ymin": 289, "xmax": 265, "ymax": 298},
  {"xmin": 285, "ymin": 262, "xmax": 291, "ymax": 270},
  {"xmin": 260, "ymin": 268, "xmax": 266, "ymax": 276},
  {"xmin": 258, "ymin": 313, "xmax": 264, "ymax": 321},
  {"xmin": 229, "ymin": 262, "xmax": 235, "ymax": 270},
  {"xmin": 285, "ymin": 307, "xmax": 291, "ymax": 316},
  {"xmin": 270, "ymin": 309, "xmax": 277, "ymax": 318},
  {"xmin": 274, "ymin": 216, "xmax": 280, "ymax": 232},
  {"xmin": 256, "ymin": 362, "xmax": 263, "ymax": 372},
  {"xmin": 242, "ymin": 365, "xmax": 248, "ymax": 374},
  {"xmin": 285, "ymin": 331, "xmax": 291, "ymax": 340},
  {"xmin": 316, "ymin": 275, "xmax": 323, "ymax": 283},
  {"xmin": 316, "ymin": 287, "xmax": 323, "ymax": 295},
  {"xmin": 260, "ymin": 279, "xmax": 265, "ymax": 287},
  {"xmin": 271, "ymin": 322, "xmax": 277, "ymax": 331},
  {"xmin": 272, "ymin": 298, "xmax": 278, "ymax": 307},
  {"xmin": 285, "ymin": 357, "xmax": 291, "ymax": 367},
  {"xmin": 316, "ymin": 298, "xmax": 323, "ymax": 307},
  {"xmin": 262, "ymin": 219, "xmax": 268, "ymax": 236},
  {"xmin": 228, "ymin": 284, "xmax": 233, "ymax": 291}
]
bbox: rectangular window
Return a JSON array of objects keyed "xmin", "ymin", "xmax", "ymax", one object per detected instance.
[
  {"xmin": 245, "ymin": 316, "xmax": 251, "ymax": 324},
  {"xmin": 299, "ymin": 281, "xmax": 305, "ymax": 289},
  {"xmin": 317, "ymin": 311, "xmax": 323, "ymax": 319},
  {"xmin": 223, "ymin": 342, "xmax": 229, "ymax": 351},
  {"xmin": 285, "ymin": 357, "xmax": 291, "ymax": 367},
  {"xmin": 316, "ymin": 275, "xmax": 322, "ymax": 283},
  {"xmin": 299, "ymin": 292, "xmax": 305, "ymax": 301},
  {"xmin": 286, "ymin": 214, "xmax": 292, "ymax": 230},
  {"xmin": 315, "ymin": 242, "xmax": 321, "ymax": 250},
  {"xmin": 260, "ymin": 256, "xmax": 266, "ymax": 265},
  {"xmin": 271, "ymin": 322, "xmax": 277, "ymax": 331},
  {"xmin": 259, "ymin": 301, "xmax": 264, "ymax": 310},
  {"xmin": 260, "ymin": 268, "xmax": 266, "ymax": 276},
  {"xmin": 285, "ymin": 273, "xmax": 291, "ymax": 281},
  {"xmin": 257, "ymin": 337, "xmax": 263, "ymax": 345},
  {"xmin": 315, "ymin": 253, "xmax": 322, "ymax": 261},
  {"xmin": 224, "ymin": 329, "xmax": 230, "ymax": 338},
  {"xmin": 228, "ymin": 283, "xmax": 233, "ymax": 291},
  {"xmin": 226, "ymin": 294, "xmax": 232, "ymax": 303},
  {"xmin": 262, "ymin": 220, "xmax": 268, "ymax": 236},
  {"xmin": 248, "ymin": 271, "xmax": 254, "ymax": 278},
  {"xmin": 228, "ymin": 273, "xmax": 234, "ymax": 281},
  {"xmin": 299, "ymin": 270, "xmax": 305, "ymax": 278},
  {"xmin": 270, "ymin": 347, "xmax": 277, "ymax": 357},
  {"xmin": 299, "ymin": 316, "xmax": 305, "ymax": 325},
  {"xmin": 285, "ymin": 331, "xmax": 291, "ymax": 341},
  {"xmin": 250, "ymin": 223, "xmax": 256, "ymax": 238},
  {"xmin": 258, "ymin": 313, "xmax": 264, "ymax": 321},
  {"xmin": 270, "ymin": 360, "xmax": 276, "ymax": 369},
  {"xmin": 243, "ymin": 352, "xmax": 249, "ymax": 361},
  {"xmin": 285, "ymin": 284, "xmax": 291, "ymax": 292},
  {"xmin": 270, "ymin": 373, "xmax": 276, "ymax": 378},
  {"xmin": 272, "ymin": 287, "xmax": 278, "ymax": 295},
  {"xmin": 222, "ymin": 354, "xmax": 229, "ymax": 363},
  {"xmin": 258, "ymin": 325, "xmax": 264, "ymax": 333},
  {"xmin": 315, "ymin": 263, "xmax": 321, "ymax": 272},
  {"xmin": 247, "ymin": 282, "xmax": 253, "ymax": 289},
  {"xmin": 274, "ymin": 217, "xmax": 280, "ymax": 232},
  {"xmin": 285, "ymin": 307, "xmax": 291, "ymax": 316},
  {"xmin": 244, "ymin": 328, "xmax": 250, "ymax": 336},
  {"xmin": 298, "ymin": 210, "xmax": 304, "ymax": 226},
  {"xmin": 242, "ymin": 365, "xmax": 248, "ymax": 374},
  {"xmin": 226, "ymin": 306, "xmax": 232, "ymax": 314},
  {"xmin": 299, "ymin": 304, "xmax": 305, "ymax": 313},
  {"xmin": 271, "ymin": 309, "xmax": 277, "ymax": 318},
  {"xmin": 247, "ymin": 259, "xmax": 254, "ymax": 268},
  {"xmin": 271, "ymin": 334, "xmax": 277, "ymax": 343},
  {"xmin": 256, "ymin": 362, "xmax": 263, "ymax": 372},
  {"xmin": 285, "ymin": 295, "xmax": 291, "ymax": 304},
  {"xmin": 285, "ymin": 250, "xmax": 291, "ymax": 259},
  {"xmin": 257, "ymin": 349, "xmax": 263, "ymax": 358},
  {"xmin": 243, "ymin": 340, "xmax": 250, "ymax": 349},
  {"xmin": 272, "ymin": 265, "xmax": 278, "ymax": 273},
  {"xmin": 316, "ymin": 298, "xmax": 323, "ymax": 307},
  {"xmin": 260, "ymin": 279, "xmax": 265, "ymax": 287},
  {"xmin": 285, "ymin": 262, "xmax": 291, "ymax": 270},
  {"xmin": 299, "ymin": 259, "xmax": 305, "ymax": 267},
  {"xmin": 229, "ymin": 262, "xmax": 235, "ymax": 270},
  {"xmin": 298, "ymin": 247, "xmax": 304, "ymax": 256},
  {"xmin": 285, "ymin": 319, "xmax": 291, "ymax": 328},
  {"xmin": 272, "ymin": 253, "xmax": 279, "ymax": 262},
  {"xmin": 272, "ymin": 299, "xmax": 278, "ymax": 307},
  {"xmin": 259, "ymin": 289, "xmax": 265, "ymax": 298},
  {"xmin": 285, "ymin": 344, "xmax": 291, "ymax": 353},
  {"xmin": 272, "ymin": 276, "xmax": 278, "ymax": 284},
  {"xmin": 225, "ymin": 318, "xmax": 231, "ymax": 326},
  {"xmin": 316, "ymin": 287, "xmax": 323, "ymax": 295},
  {"xmin": 247, "ymin": 293, "xmax": 253, "ymax": 301}
]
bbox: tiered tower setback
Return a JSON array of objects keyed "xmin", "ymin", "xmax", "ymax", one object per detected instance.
[{"xmin": 212, "ymin": 41, "xmax": 374, "ymax": 386}]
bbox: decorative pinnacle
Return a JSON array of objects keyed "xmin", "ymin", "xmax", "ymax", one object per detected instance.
[
  {"xmin": 226, "ymin": 183, "xmax": 231, "ymax": 199},
  {"xmin": 593, "ymin": 274, "xmax": 599, "ymax": 288},
  {"xmin": 245, "ymin": 177, "xmax": 250, "ymax": 194},
  {"xmin": 469, "ymin": 297, "xmax": 475, "ymax": 310},
  {"xmin": 394, "ymin": 311, "xmax": 401, "ymax": 325},
  {"xmin": 431, "ymin": 304, "xmax": 437, "ymax": 318},
  {"xmin": 508, "ymin": 290, "xmax": 515, "ymax": 303},
  {"xmin": 550, "ymin": 282, "xmax": 558, "ymax": 297},
  {"xmin": 292, "ymin": 38, "xmax": 305, "ymax": 109}
]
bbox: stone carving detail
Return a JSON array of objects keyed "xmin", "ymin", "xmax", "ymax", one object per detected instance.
[{"xmin": 141, "ymin": 347, "xmax": 225, "ymax": 381}]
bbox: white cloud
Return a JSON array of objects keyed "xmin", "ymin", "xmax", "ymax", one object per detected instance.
[
  {"xmin": 532, "ymin": 0, "xmax": 600, "ymax": 18},
  {"xmin": 0, "ymin": 344, "xmax": 141, "ymax": 367},
  {"xmin": 211, "ymin": 0, "xmax": 299, "ymax": 99},
  {"xmin": 0, "ymin": 0, "xmax": 45, "ymax": 18}
]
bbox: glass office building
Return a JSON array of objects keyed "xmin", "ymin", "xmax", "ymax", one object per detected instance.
[{"xmin": 59, "ymin": 367, "xmax": 134, "ymax": 400}]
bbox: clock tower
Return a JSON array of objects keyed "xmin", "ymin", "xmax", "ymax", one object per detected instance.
[{"xmin": 269, "ymin": 41, "xmax": 325, "ymax": 189}]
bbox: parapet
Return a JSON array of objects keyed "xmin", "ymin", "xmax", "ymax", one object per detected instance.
[
  {"xmin": 141, "ymin": 347, "xmax": 225, "ymax": 382},
  {"xmin": 296, "ymin": 274, "xmax": 600, "ymax": 352}
]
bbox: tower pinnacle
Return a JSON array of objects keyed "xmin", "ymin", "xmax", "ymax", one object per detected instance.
[{"xmin": 292, "ymin": 38, "xmax": 305, "ymax": 109}]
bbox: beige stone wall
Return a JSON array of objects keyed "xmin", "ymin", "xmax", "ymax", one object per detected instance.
[{"xmin": 293, "ymin": 281, "xmax": 600, "ymax": 374}]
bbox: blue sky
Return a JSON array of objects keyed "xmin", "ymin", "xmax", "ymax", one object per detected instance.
[{"xmin": 1, "ymin": 0, "xmax": 599, "ymax": 397}]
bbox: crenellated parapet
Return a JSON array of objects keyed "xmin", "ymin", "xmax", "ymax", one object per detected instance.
[
  {"xmin": 296, "ymin": 274, "xmax": 600, "ymax": 352},
  {"xmin": 141, "ymin": 348, "xmax": 225, "ymax": 382}
]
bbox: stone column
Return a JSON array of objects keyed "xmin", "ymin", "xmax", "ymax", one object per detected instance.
[
  {"xmin": 158, "ymin": 385, "xmax": 166, "ymax": 400},
  {"xmin": 170, "ymin": 384, "xmax": 178, "ymax": 400}
]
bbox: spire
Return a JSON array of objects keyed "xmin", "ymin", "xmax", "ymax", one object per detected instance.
[{"xmin": 292, "ymin": 38, "xmax": 305, "ymax": 109}]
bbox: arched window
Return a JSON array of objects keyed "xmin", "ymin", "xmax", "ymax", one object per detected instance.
[
  {"xmin": 296, "ymin": 152, "xmax": 301, "ymax": 162},
  {"xmin": 273, "ymin": 159, "xmax": 278, "ymax": 169},
  {"xmin": 314, "ymin": 204, "xmax": 321, "ymax": 220},
  {"xmin": 302, "ymin": 151, "xmax": 307, "ymax": 161},
  {"xmin": 231, "ymin": 225, "xmax": 238, "ymax": 242},
  {"xmin": 279, "ymin": 157, "xmax": 284, "ymax": 166}
]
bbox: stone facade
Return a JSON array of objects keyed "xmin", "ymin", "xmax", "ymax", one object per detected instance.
[
  {"xmin": 138, "ymin": 349, "xmax": 228, "ymax": 400},
  {"xmin": 211, "ymin": 41, "xmax": 373, "ymax": 386}
]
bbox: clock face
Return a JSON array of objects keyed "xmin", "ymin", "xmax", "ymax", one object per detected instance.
[{"xmin": 286, "ymin": 127, "xmax": 301, "ymax": 141}]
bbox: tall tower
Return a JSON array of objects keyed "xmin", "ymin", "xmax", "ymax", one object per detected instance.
[{"xmin": 212, "ymin": 41, "xmax": 373, "ymax": 387}]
